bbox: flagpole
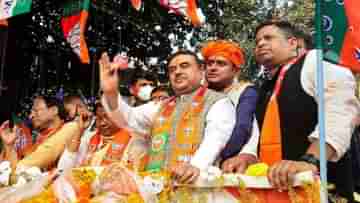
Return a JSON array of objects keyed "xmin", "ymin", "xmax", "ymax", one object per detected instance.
[
  {"xmin": 90, "ymin": 50, "xmax": 96, "ymax": 105},
  {"xmin": 315, "ymin": 0, "xmax": 328, "ymax": 202},
  {"xmin": 0, "ymin": 24, "xmax": 8, "ymax": 97}
]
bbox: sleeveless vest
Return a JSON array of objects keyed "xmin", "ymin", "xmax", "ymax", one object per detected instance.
[
  {"xmin": 256, "ymin": 55, "xmax": 354, "ymax": 201},
  {"xmin": 83, "ymin": 129, "xmax": 131, "ymax": 166},
  {"xmin": 146, "ymin": 87, "xmax": 226, "ymax": 172}
]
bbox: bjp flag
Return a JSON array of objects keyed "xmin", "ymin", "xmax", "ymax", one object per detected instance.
[{"xmin": 321, "ymin": 0, "xmax": 360, "ymax": 73}]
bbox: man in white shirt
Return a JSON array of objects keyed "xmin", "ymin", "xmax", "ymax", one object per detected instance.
[
  {"xmin": 99, "ymin": 50, "xmax": 235, "ymax": 185},
  {"xmin": 254, "ymin": 20, "xmax": 358, "ymax": 201},
  {"xmin": 201, "ymin": 40, "xmax": 259, "ymax": 173}
]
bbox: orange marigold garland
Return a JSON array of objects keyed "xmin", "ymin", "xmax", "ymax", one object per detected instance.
[{"xmin": 70, "ymin": 168, "xmax": 97, "ymax": 203}]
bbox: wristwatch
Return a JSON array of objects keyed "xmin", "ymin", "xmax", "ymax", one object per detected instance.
[{"xmin": 299, "ymin": 154, "xmax": 320, "ymax": 170}]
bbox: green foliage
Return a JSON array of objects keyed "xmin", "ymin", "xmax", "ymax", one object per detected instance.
[
  {"xmin": 11, "ymin": 0, "xmax": 316, "ymax": 117},
  {"xmin": 220, "ymin": 0, "xmax": 315, "ymax": 81},
  {"xmin": 285, "ymin": 0, "xmax": 315, "ymax": 33}
]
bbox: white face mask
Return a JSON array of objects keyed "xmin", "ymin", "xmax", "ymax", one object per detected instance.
[{"xmin": 137, "ymin": 85, "xmax": 154, "ymax": 101}]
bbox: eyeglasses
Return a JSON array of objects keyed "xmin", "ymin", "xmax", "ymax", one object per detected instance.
[{"xmin": 205, "ymin": 59, "xmax": 230, "ymax": 67}]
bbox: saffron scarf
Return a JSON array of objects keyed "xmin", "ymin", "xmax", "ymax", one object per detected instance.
[{"xmin": 259, "ymin": 53, "xmax": 307, "ymax": 165}]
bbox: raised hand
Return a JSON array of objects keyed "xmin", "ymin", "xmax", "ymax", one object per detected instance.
[
  {"xmin": 77, "ymin": 106, "xmax": 91, "ymax": 131},
  {"xmin": 99, "ymin": 52, "xmax": 120, "ymax": 97},
  {"xmin": 0, "ymin": 121, "xmax": 17, "ymax": 147},
  {"xmin": 67, "ymin": 108, "xmax": 89, "ymax": 152}
]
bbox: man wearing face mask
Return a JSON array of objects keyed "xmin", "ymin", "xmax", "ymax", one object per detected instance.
[{"xmin": 127, "ymin": 70, "xmax": 156, "ymax": 106}]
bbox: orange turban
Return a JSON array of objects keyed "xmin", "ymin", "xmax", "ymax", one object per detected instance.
[{"xmin": 201, "ymin": 40, "xmax": 245, "ymax": 69}]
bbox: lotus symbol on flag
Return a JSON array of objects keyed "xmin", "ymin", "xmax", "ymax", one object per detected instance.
[{"xmin": 151, "ymin": 136, "xmax": 165, "ymax": 152}]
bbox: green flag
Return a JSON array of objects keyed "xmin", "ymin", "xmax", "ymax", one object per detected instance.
[
  {"xmin": 0, "ymin": 0, "xmax": 32, "ymax": 20},
  {"xmin": 321, "ymin": 0, "xmax": 360, "ymax": 72}
]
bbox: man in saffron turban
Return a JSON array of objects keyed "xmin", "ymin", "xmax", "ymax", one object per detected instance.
[{"xmin": 201, "ymin": 40, "xmax": 259, "ymax": 174}]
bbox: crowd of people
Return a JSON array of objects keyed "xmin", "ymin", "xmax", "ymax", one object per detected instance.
[{"xmin": 0, "ymin": 20, "xmax": 359, "ymax": 202}]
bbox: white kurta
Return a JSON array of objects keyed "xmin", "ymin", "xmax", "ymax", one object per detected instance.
[
  {"xmin": 102, "ymin": 92, "xmax": 236, "ymax": 170},
  {"xmin": 301, "ymin": 50, "xmax": 359, "ymax": 161}
]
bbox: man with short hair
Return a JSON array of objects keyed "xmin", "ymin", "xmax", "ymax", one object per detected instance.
[
  {"xmin": 30, "ymin": 96, "xmax": 67, "ymax": 133},
  {"xmin": 127, "ymin": 70, "xmax": 156, "ymax": 106},
  {"xmin": 294, "ymin": 28, "xmax": 313, "ymax": 54},
  {"xmin": 99, "ymin": 50, "xmax": 235, "ymax": 192},
  {"xmin": 252, "ymin": 20, "xmax": 358, "ymax": 201},
  {"xmin": 58, "ymin": 102, "xmax": 148, "ymax": 171},
  {"xmin": 0, "ymin": 96, "xmax": 81, "ymax": 171},
  {"xmin": 150, "ymin": 86, "xmax": 170, "ymax": 102}
]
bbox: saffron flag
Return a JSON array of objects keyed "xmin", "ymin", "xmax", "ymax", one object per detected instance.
[
  {"xmin": 0, "ymin": 19, "xmax": 7, "ymax": 26},
  {"xmin": 159, "ymin": 0, "xmax": 205, "ymax": 27},
  {"xmin": 0, "ymin": 0, "xmax": 32, "ymax": 20},
  {"xmin": 61, "ymin": 0, "xmax": 90, "ymax": 64},
  {"xmin": 130, "ymin": 0, "xmax": 142, "ymax": 11},
  {"xmin": 321, "ymin": 0, "xmax": 360, "ymax": 73}
]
